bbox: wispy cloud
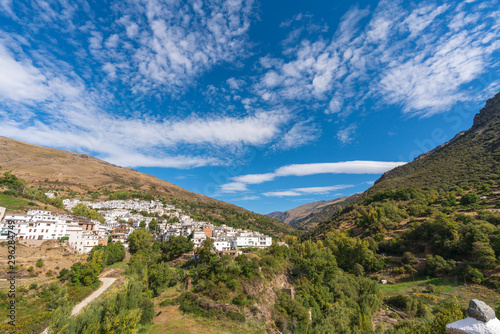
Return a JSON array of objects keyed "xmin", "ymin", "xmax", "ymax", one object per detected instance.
[
  {"xmin": 233, "ymin": 195, "xmax": 260, "ymax": 201},
  {"xmin": 103, "ymin": 0, "xmax": 256, "ymax": 93},
  {"xmin": 222, "ymin": 160, "xmax": 406, "ymax": 192},
  {"xmin": 263, "ymin": 185, "xmax": 353, "ymax": 197},
  {"xmin": 220, "ymin": 182, "xmax": 249, "ymax": 193},
  {"xmin": 337, "ymin": 124, "xmax": 357, "ymax": 144},
  {"xmin": 253, "ymin": 0, "xmax": 500, "ymax": 123},
  {"xmin": 0, "ymin": 35, "xmax": 288, "ymax": 168}
]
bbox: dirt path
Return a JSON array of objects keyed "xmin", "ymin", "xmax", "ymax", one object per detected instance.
[
  {"xmin": 41, "ymin": 270, "xmax": 116, "ymax": 333},
  {"xmin": 70, "ymin": 277, "xmax": 116, "ymax": 315}
]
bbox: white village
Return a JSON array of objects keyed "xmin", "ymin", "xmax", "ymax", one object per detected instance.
[{"xmin": 0, "ymin": 198, "xmax": 273, "ymax": 254}]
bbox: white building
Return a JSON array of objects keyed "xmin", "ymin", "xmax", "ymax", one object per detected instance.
[{"xmin": 67, "ymin": 223, "xmax": 101, "ymax": 254}]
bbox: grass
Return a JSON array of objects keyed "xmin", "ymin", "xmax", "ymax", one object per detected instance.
[
  {"xmin": 137, "ymin": 285, "xmax": 267, "ymax": 334},
  {"xmin": 0, "ymin": 193, "xmax": 32, "ymax": 210},
  {"xmin": 378, "ymin": 277, "xmax": 457, "ymax": 296},
  {"xmin": 108, "ymin": 261, "xmax": 126, "ymax": 269},
  {"xmin": 378, "ymin": 277, "xmax": 500, "ymax": 310},
  {"xmin": 136, "ymin": 305, "xmax": 266, "ymax": 334}
]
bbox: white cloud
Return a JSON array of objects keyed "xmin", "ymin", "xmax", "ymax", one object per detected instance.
[
  {"xmin": 220, "ymin": 182, "xmax": 248, "ymax": 193},
  {"xmin": 272, "ymin": 120, "xmax": 319, "ymax": 150},
  {"xmin": 234, "ymin": 195, "xmax": 259, "ymax": 201},
  {"xmin": 252, "ymin": 0, "xmax": 500, "ymax": 119},
  {"xmin": 263, "ymin": 184, "xmax": 354, "ymax": 197},
  {"xmin": 0, "ymin": 0, "xmax": 15, "ymax": 19},
  {"xmin": 224, "ymin": 160, "xmax": 406, "ymax": 192},
  {"xmin": 0, "ymin": 44, "xmax": 55, "ymax": 102},
  {"xmin": 403, "ymin": 4, "xmax": 449, "ymax": 37},
  {"xmin": 0, "ymin": 36, "xmax": 289, "ymax": 169},
  {"xmin": 273, "ymin": 161, "xmax": 406, "ymax": 177},
  {"xmin": 106, "ymin": 0, "xmax": 256, "ymax": 92},
  {"xmin": 337, "ymin": 124, "xmax": 357, "ymax": 144}
]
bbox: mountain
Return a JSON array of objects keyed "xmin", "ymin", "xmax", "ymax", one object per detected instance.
[
  {"xmin": 307, "ymin": 91, "xmax": 500, "ymax": 240},
  {"xmin": 368, "ymin": 91, "xmax": 500, "ymax": 194},
  {"xmin": 267, "ymin": 193, "xmax": 361, "ymax": 230},
  {"xmin": 0, "ymin": 136, "xmax": 296, "ymax": 236}
]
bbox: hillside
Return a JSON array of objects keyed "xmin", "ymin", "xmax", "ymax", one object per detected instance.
[
  {"xmin": 307, "ymin": 91, "xmax": 500, "ymax": 247},
  {"xmin": 267, "ymin": 193, "xmax": 360, "ymax": 230},
  {"xmin": 368, "ymin": 91, "xmax": 500, "ymax": 194},
  {"xmin": 0, "ymin": 137, "xmax": 296, "ymax": 236}
]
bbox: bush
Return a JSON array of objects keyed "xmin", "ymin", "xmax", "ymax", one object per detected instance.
[
  {"xmin": 460, "ymin": 192, "xmax": 480, "ymax": 205},
  {"xmin": 388, "ymin": 312, "xmax": 399, "ymax": 319},
  {"xmin": 228, "ymin": 311, "xmax": 246, "ymax": 322},
  {"xmin": 36, "ymin": 259, "xmax": 44, "ymax": 267},
  {"xmin": 425, "ymin": 284, "xmax": 436, "ymax": 293},
  {"xmin": 29, "ymin": 283, "xmax": 38, "ymax": 290},
  {"xmin": 27, "ymin": 266, "xmax": 34, "ymax": 272},
  {"xmin": 58, "ymin": 268, "xmax": 70, "ymax": 281}
]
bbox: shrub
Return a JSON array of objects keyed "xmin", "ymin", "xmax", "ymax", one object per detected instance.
[
  {"xmin": 29, "ymin": 283, "xmax": 38, "ymax": 290},
  {"xmin": 460, "ymin": 192, "xmax": 480, "ymax": 205},
  {"xmin": 388, "ymin": 312, "xmax": 399, "ymax": 319},
  {"xmin": 27, "ymin": 266, "xmax": 34, "ymax": 272},
  {"xmin": 425, "ymin": 284, "xmax": 436, "ymax": 293},
  {"xmin": 36, "ymin": 259, "xmax": 43, "ymax": 268}
]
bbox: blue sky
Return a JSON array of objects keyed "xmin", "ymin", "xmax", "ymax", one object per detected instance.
[{"xmin": 0, "ymin": 0, "xmax": 499, "ymax": 214}]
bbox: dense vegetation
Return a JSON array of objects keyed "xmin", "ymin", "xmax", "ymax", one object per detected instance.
[{"xmin": 369, "ymin": 95, "xmax": 500, "ymax": 194}]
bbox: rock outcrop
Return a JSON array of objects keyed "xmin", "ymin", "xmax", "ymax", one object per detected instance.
[
  {"xmin": 467, "ymin": 300, "xmax": 496, "ymax": 323},
  {"xmin": 446, "ymin": 299, "xmax": 500, "ymax": 334}
]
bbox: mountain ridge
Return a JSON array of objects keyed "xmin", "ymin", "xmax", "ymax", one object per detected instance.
[
  {"xmin": 267, "ymin": 193, "xmax": 361, "ymax": 230},
  {"xmin": 0, "ymin": 136, "xmax": 296, "ymax": 236},
  {"xmin": 307, "ymin": 90, "xmax": 500, "ymax": 240},
  {"xmin": 369, "ymin": 91, "xmax": 500, "ymax": 194}
]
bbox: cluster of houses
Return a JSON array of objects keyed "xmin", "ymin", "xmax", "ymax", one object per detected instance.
[
  {"xmin": 158, "ymin": 219, "xmax": 273, "ymax": 251},
  {"xmin": 0, "ymin": 198, "xmax": 273, "ymax": 255},
  {"xmin": 0, "ymin": 209, "xmax": 107, "ymax": 254}
]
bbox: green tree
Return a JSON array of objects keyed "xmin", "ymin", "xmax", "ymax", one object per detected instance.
[
  {"xmin": 139, "ymin": 221, "xmax": 146, "ymax": 229},
  {"xmin": 411, "ymin": 296, "xmax": 463, "ymax": 334},
  {"xmin": 425, "ymin": 255, "xmax": 455, "ymax": 277},
  {"xmin": 161, "ymin": 236, "xmax": 194, "ymax": 261},
  {"xmin": 127, "ymin": 229, "xmax": 154, "ymax": 254},
  {"xmin": 196, "ymin": 238, "xmax": 216, "ymax": 263},
  {"xmin": 460, "ymin": 192, "xmax": 480, "ymax": 205},
  {"xmin": 72, "ymin": 203, "xmax": 105, "ymax": 224},
  {"xmin": 472, "ymin": 241, "xmax": 496, "ymax": 269},
  {"xmin": 148, "ymin": 262, "xmax": 173, "ymax": 297},
  {"xmin": 402, "ymin": 251, "xmax": 418, "ymax": 265},
  {"xmin": 149, "ymin": 218, "xmax": 158, "ymax": 231},
  {"xmin": 106, "ymin": 241, "xmax": 126, "ymax": 265}
]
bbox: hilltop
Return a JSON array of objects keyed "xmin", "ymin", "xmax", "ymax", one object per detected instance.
[{"xmin": 0, "ymin": 137, "xmax": 296, "ymax": 236}]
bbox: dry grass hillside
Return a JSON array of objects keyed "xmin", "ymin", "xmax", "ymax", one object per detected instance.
[
  {"xmin": 0, "ymin": 137, "xmax": 296, "ymax": 236},
  {"xmin": 0, "ymin": 136, "xmax": 208, "ymax": 201}
]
